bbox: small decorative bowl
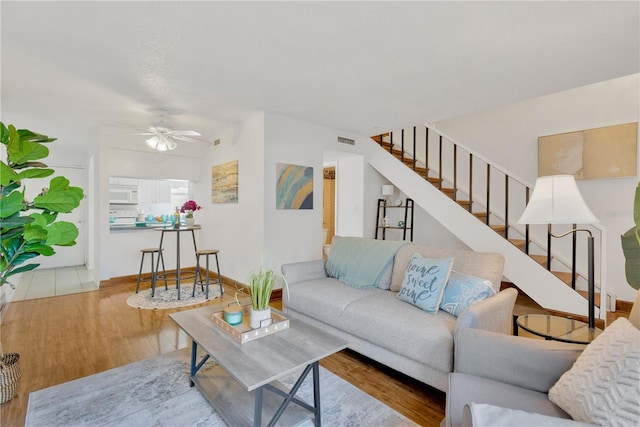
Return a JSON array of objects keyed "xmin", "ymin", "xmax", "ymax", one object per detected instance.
[{"xmin": 223, "ymin": 306, "xmax": 243, "ymax": 326}]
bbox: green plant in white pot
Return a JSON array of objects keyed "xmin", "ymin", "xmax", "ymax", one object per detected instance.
[
  {"xmin": 247, "ymin": 266, "xmax": 286, "ymax": 329},
  {"xmin": 0, "ymin": 122, "xmax": 83, "ymax": 403}
]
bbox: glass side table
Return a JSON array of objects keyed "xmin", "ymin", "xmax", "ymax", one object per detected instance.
[{"xmin": 515, "ymin": 314, "xmax": 602, "ymax": 344}]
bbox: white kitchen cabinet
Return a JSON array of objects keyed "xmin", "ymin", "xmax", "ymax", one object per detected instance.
[
  {"xmin": 109, "ymin": 177, "xmax": 139, "ymax": 187},
  {"xmin": 138, "ymin": 179, "xmax": 171, "ymax": 204}
]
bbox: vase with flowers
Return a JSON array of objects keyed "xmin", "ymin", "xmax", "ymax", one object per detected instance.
[{"xmin": 180, "ymin": 199, "xmax": 201, "ymax": 227}]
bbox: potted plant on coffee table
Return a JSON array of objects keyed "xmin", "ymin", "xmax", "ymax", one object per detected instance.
[
  {"xmin": 0, "ymin": 122, "xmax": 84, "ymax": 403},
  {"xmin": 247, "ymin": 265, "xmax": 287, "ymax": 329}
]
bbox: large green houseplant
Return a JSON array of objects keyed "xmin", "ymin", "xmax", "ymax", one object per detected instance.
[
  {"xmin": 0, "ymin": 122, "xmax": 84, "ymax": 287},
  {"xmin": 0, "ymin": 122, "xmax": 83, "ymax": 403},
  {"xmin": 621, "ymin": 181, "xmax": 640, "ymax": 290}
]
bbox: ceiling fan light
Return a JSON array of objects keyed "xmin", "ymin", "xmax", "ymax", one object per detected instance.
[
  {"xmin": 166, "ymin": 139, "xmax": 177, "ymax": 150},
  {"xmin": 153, "ymin": 135, "xmax": 177, "ymax": 152},
  {"xmin": 145, "ymin": 136, "xmax": 159, "ymax": 149}
]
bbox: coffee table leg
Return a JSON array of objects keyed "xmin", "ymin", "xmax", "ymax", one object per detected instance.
[
  {"xmin": 313, "ymin": 361, "xmax": 321, "ymax": 426},
  {"xmin": 190, "ymin": 340, "xmax": 197, "ymax": 387},
  {"xmin": 254, "ymin": 387, "xmax": 263, "ymax": 427}
]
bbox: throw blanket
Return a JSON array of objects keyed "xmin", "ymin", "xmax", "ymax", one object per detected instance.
[{"xmin": 326, "ymin": 237, "xmax": 408, "ymax": 289}]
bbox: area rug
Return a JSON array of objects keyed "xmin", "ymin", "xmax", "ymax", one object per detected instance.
[
  {"xmin": 25, "ymin": 349, "xmax": 417, "ymax": 426},
  {"xmin": 126, "ymin": 284, "xmax": 221, "ymax": 309}
]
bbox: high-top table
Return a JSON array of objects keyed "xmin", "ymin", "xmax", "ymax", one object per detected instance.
[
  {"xmin": 170, "ymin": 304, "xmax": 348, "ymax": 427},
  {"xmin": 153, "ymin": 225, "xmax": 201, "ymax": 300}
]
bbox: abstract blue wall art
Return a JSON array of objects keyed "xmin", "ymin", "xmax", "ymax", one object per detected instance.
[{"xmin": 276, "ymin": 163, "xmax": 313, "ymax": 209}]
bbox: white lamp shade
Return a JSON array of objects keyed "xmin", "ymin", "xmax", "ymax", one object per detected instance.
[
  {"xmin": 382, "ymin": 185, "xmax": 394, "ymax": 196},
  {"xmin": 518, "ymin": 175, "xmax": 598, "ymax": 225}
]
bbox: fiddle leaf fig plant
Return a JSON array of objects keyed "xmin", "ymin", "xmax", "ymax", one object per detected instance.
[
  {"xmin": 0, "ymin": 122, "xmax": 84, "ymax": 287},
  {"xmin": 621, "ymin": 181, "xmax": 640, "ymax": 290}
]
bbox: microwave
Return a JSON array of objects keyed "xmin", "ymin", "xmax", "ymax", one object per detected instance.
[{"xmin": 109, "ymin": 187, "xmax": 138, "ymax": 204}]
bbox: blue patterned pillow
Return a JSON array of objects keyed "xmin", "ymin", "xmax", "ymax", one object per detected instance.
[
  {"xmin": 397, "ymin": 254, "xmax": 453, "ymax": 313},
  {"xmin": 440, "ymin": 271, "xmax": 496, "ymax": 317}
]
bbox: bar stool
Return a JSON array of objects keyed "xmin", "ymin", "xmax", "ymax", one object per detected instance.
[
  {"xmin": 192, "ymin": 249, "xmax": 223, "ymax": 299},
  {"xmin": 135, "ymin": 248, "xmax": 168, "ymax": 297}
]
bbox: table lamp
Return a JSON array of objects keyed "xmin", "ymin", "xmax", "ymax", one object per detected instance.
[
  {"xmin": 517, "ymin": 175, "xmax": 599, "ymax": 328},
  {"xmin": 382, "ymin": 185, "xmax": 394, "ymax": 206}
]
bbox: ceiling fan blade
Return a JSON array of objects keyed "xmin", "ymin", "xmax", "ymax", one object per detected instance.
[
  {"xmin": 171, "ymin": 134, "xmax": 212, "ymax": 145},
  {"xmin": 171, "ymin": 130, "xmax": 201, "ymax": 136}
]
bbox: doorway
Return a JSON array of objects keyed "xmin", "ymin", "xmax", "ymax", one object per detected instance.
[
  {"xmin": 23, "ymin": 166, "xmax": 87, "ymax": 268},
  {"xmin": 323, "ymin": 166, "xmax": 336, "ymax": 244}
]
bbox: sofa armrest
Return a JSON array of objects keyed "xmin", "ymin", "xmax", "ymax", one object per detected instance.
[
  {"xmin": 463, "ymin": 403, "xmax": 597, "ymax": 427},
  {"xmin": 455, "ymin": 288, "xmax": 518, "ymax": 334},
  {"xmin": 281, "ymin": 260, "xmax": 327, "ymax": 285},
  {"xmin": 454, "ymin": 327, "xmax": 584, "ymax": 393}
]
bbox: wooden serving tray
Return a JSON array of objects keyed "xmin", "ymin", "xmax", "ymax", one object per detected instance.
[{"xmin": 211, "ymin": 306, "xmax": 289, "ymax": 344}]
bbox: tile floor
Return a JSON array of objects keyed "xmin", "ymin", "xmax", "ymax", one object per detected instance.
[{"xmin": 13, "ymin": 265, "xmax": 98, "ymax": 301}]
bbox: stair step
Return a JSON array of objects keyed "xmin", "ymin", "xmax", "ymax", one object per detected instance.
[
  {"xmin": 577, "ymin": 290, "xmax": 601, "ymax": 308},
  {"xmin": 456, "ymin": 200, "xmax": 471, "ymax": 208},
  {"xmin": 510, "ymin": 239, "xmax": 527, "ymax": 250},
  {"xmin": 426, "ymin": 176, "xmax": 441, "ymax": 185},
  {"xmin": 413, "ymin": 166, "xmax": 428, "ymax": 175},
  {"xmin": 530, "ymin": 254, "xmax": 548, "ymax": 266},
  {"xmin": 400, "ymin": 157, "xmax": 416, "ymax": 166},
  {"xmin": 553, "ymin": 271, "xmax": 574, "ymax": 286},
  {"xmin": 491, "ymin": 225, "xmax": 506, "ymax": 233},
  {"xmin": 473, "ymin": 212, "xmax": 490, "ymax": 225},
  {"xmin": 371, "ymin": 133, "xmax": 389, "ymax": 144}
]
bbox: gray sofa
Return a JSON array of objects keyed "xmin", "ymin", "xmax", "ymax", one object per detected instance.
[
  {"xmin": 281, "ymin": 241, "xmax": 518, "ymax": 392},
  {"xmin": 444, "ymin": 290, "xmax": 640, "ymax": 427}
]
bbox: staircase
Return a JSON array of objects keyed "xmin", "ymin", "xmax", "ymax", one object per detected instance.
[{"xmin": 367, "ymin": 127, "xmax": 605, "ymax": 323}]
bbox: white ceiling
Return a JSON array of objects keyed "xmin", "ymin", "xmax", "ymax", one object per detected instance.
[{"xmin": 2, "ymin": 1, "xmax": 639, "ymax": 154}]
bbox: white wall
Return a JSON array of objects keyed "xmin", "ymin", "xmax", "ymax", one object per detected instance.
[
  {"xmin": 433, "ymin": 73, "xmax": 640, "ymax": 302},
  {"xmin": 188, "ymin": 112, "xmax": 375, "ymax": 288},
  {"xmin": 335, "ymin": 156, "xmax": 365, "ymax": 237},
  {"xmin": 192, "ymin": 113, "xmax": 266, "ymax": 286}
]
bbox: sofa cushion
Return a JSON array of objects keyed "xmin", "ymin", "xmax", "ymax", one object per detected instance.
[
  {"xmin": 548, "ymin": 317, "xmax": 640, "ymax": 426},
  {"xmin": 397, "ymin": 254, "xmax": 453, "ymax": 313},
  {"xmin": 390, "ymin": 245, "xmax": 505, "ymax": 292},
  {"xmin": 285, "ymin": 277, "xmax": 383, "ymax": 330},
  {"xmin": 440, "ymin": 271, "xmax": 496, "ymax": 317},
  {"xmin": 447, "ymin": 372, "xmax": 571, "ymax": 427},
  {"xmin": 341, "ymin": 291, "xmax": 457, "ymax": 373}
]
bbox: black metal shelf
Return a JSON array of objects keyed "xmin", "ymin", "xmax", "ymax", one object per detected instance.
[{"xmin": 375, "ymin": 198, "xmax": 414, "ymax": 241}]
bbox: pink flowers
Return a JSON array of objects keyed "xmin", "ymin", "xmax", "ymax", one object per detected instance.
[{"xmin": 180, "ymin": 200, "xmax": 202, "ymax": 215}]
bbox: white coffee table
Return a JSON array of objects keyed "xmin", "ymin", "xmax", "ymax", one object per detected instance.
[{"xmin": 170, "ymin": 304, "xmax": 348, "ymax": 427}]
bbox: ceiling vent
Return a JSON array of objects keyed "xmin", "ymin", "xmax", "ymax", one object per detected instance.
[{"xmin": 338, "ymin": 136, "xmax": 355, "ymax": 146}]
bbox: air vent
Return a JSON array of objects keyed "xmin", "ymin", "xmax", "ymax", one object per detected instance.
[
  {"xmin": 214, "ymin": 139, "xmax": 221, "ymax": 146},
  {"xmin": 337, "ymin": 136, "xmax": 355, "ymax": 145}
]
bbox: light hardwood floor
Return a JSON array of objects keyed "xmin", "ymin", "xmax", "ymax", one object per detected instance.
[
  {"xmin": 0, "ymin": 279, "xmax": 628, "ymax": 427},
  {"xmin": 0, "ymin": 280, "xmax": 446, "ymax": 426}
]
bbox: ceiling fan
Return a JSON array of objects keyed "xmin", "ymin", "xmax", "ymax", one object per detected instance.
[{"xmin": 126, "ymin": 109, "xmax": 211, "ymax": 152}]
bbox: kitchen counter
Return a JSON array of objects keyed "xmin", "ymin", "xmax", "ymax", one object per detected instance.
[{"xmin": 109, "ymin": 222, "xmax": 170, "ymax": 231}]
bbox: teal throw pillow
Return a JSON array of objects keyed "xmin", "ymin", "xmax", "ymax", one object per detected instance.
[
  {"xmin": 397, "ymin": 254, "xmax": 453, "ymax": 313},
  {"xmin": 440, "ymin": 271, "xmax": 496, "ymax": 317}
]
